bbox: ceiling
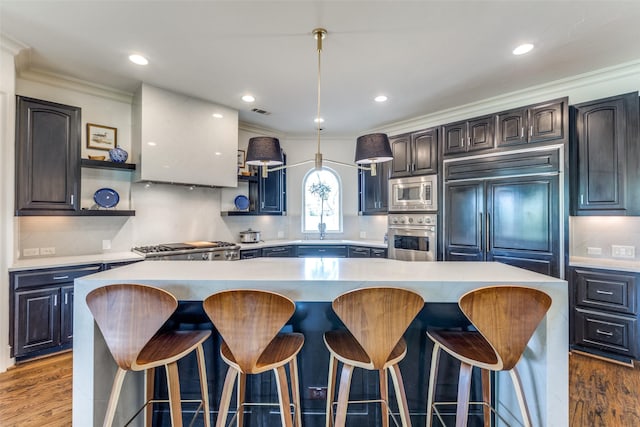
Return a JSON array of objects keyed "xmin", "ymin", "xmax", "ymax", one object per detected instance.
[{"xmin": 2, "ymin": 1, "xmax": 640, "ymax": 137}]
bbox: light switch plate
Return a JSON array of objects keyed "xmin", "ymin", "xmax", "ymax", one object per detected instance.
[
  {"xmin": 612, "ymin": 245, "xmax": 635, "ymax": 258},
  {"xmin": 587, "ymin": 247, "xmax": 602, "ymax": 255}
]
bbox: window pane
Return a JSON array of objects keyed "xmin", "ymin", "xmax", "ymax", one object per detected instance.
[{"xmin": 303, "ymin": 168, "xmax": 342, "ymax": 233}]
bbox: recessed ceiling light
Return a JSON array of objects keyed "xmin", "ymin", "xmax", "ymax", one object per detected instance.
[
  {"xmin": 242, "ymin": 95, "xmax": 255, "ymax": 103},
  {"xmin": 212, "ymin": 113, "xmax": 223, "ymax": 119},
  {"xmin": 215, "ymin": 152, "xmax": 222, "ymax": 156},
  {"xmin": 147, "ymin": 141, "xmax": 157, "ymax": 146},
  {"xmin": 374, "ymin": 95, "xmax": 388, "ymax": 103},
  {"xmin": 128, "ymin": 54, "xmax": 149, "ymax": 65},
  {"xmin": 512, "ymin": 43, "xmax": 534, "ymax": 55},
  {"xmin": 314, "ymin": 117, "xmax": 325, "ymax": 123}
]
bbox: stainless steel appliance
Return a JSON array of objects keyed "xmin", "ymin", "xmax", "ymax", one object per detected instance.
[
  {"xmin": 132, "ymin": 241, "xmax": 240, "ymax": 260},
  {"xmin": 389, "ymin": 174, "xmax": 437, "ymax": 212},
  {"xmin": 388, "ymin": 213, "xmax": 437, "ymax": 261},
  {"xmin": 239, "ymin": 228, "xmax": 261, "ymax": 243}
]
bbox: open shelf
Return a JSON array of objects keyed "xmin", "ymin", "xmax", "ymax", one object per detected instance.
[{"xmin": 81, "ymin": 159, "xmax": 136, "ymax": 171}]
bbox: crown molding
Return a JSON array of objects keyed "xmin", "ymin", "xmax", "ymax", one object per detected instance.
[
  {"xmin": 0, "ymin": 34, "xmax": 28, "ymax": 56},
  {"xmin": 376, "ymin": 59, "xmax": 640, "ymax": 136},
  {"xmin": 238, "ymin": 121, "xmax": 283, "ymax": 138},
  {"xmin": 17, "ymin": 68, "xmax": 134, "ymax": 104}
]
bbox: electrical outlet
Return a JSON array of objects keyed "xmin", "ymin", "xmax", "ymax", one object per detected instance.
[
  {"xmin": 102, "ymin": 240, "xmax": 112, "ymax": 250},
  {"xmin": 359, "ymin": 231, "xmax": 367, "ymax": 239},
  {"xmin": 40, "ymin": 247, "xmax": 56, "ymax": 255},
  {"xmin": 23, "ymin": 248, "xmax": 40, "ymax": 257},
  {"xmin": 612, "ymin": 245, "xmax": 635, "ymax": 259},
  {"xmin": 587, "ymin": 247, "xmax": 602, "ymax": 255},
  {"xmin": 308, "ymin": 387, "xmax": 327, "ymax": 400},
  {"xmin": 277, "ymin": 231, "xmax": 284, "ymax": 239}
]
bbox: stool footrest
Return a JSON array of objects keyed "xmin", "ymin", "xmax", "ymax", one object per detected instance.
[{"xmin": 123, "ymin": 398, "xmax": 206, "ymax": 427}]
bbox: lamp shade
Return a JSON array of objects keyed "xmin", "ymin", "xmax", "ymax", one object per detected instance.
[
  {"xmin": 245, "ymin": 137, "xmax": 284, "ymax": 166},
  {"xmin": 354, "ymin": 133, "xmax": 393, "ymax": 164}
]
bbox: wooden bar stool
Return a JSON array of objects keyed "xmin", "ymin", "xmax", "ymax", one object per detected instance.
[
  {"xmin": 323, "ymin": 287, "xmax": 425, "ymax": 427},
  {"xmin": 202, "ymin": 289, "xmax": 304, "ymax": 427},
  {"xmin": 86, "ymin": 284, "xmax": 211, "ymax": 427},
  {"xmin": 425, "ymin": 285, "xmax": 552, "ymax": 427}
]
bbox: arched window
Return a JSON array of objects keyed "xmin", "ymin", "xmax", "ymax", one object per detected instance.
[{"xmin": 302, "ymin": 167, "xmax": 342, "ymax": 234}]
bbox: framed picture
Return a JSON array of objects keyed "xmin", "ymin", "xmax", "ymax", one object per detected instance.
[
  {"xmin": 87, "ymin": 123, "xmax": 117, "ymax": 151},
  {"xmin": 237, "ymin": 150, "xmax": 246, "ymax": 168}
]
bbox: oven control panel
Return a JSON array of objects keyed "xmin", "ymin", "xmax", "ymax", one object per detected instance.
[{"xmin": 389, "ymin": 214, "xmax": 437, "ymax": 226}]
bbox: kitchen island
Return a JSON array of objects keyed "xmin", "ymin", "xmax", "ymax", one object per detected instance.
[{"xmin": 73, "ymin": 258, "xmax": 568, "ymax": 426}]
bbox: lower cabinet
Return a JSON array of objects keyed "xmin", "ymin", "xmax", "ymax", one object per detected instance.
[
  {"xmin": 297, "ymin": 245, "xmax": 348, "ymax": 258},
  {"xmin": 241, "ymin": 244, "xmax": 387, "ymax": 259},
  {"xmin": 570, "ymin": 267, "xmax": 639, "ymax": 363},
  {"xmin": 262, "ymin": 245, "xmax": 297, "ymax": 257},
  {"xmin": 240, "ymin": 248, "xmax": 261, "ymax": 259},
  {"xmin": 10, "ymin": 264, "xmax": 101, "ymax": 360}
]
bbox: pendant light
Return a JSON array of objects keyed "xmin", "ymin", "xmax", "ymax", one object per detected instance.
[{"xmin": 245, "ymin": 28, "xmax": 392, "ymax": 177}]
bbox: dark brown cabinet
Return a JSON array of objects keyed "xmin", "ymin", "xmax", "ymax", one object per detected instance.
[
  {"xmin": 571, "ymin": 92, "xmax": 640, "ymax": 215},
  {"xmin": 570, "ymin": 267, "xmax": 639, "ymax": 363},
  {"xmin": 444, "ymin": 151, "xmax": 561, "ymax": 277},
  {"xmin": 442, "ymin": 115, "xmax": 494, "ymax": 156},
  {"xmin": 390, "ymin": 128, "xmax": 438, "ymax": 178},
  {"xmin": 15, "ymin": 96, "xmax": 80, "ymax": 215},
  {"xmin": 358, "ymin": 160, "xmax": 390, "ymax": 214},
  {"xmin": 497, "ymin": 98, "xmax": 566, "ymax": 147},
  {"xmin": 10, "ymin": 264, "xmax": 101, "ymax": 360},
  {"xmin": 262, "ymin": 245, "xmax": 296, "ymax": 257}
]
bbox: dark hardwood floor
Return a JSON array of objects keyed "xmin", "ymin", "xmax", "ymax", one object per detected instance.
[{"xmin": 1, "ymin": 350, "xmax": 639, "ymax": 426}]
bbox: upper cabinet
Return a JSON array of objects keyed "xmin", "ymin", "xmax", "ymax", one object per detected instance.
[
  {"xmin": 359, "ymin": 159, "xmax": 390, "ymax": 215},
  {"xmin": 571, "ymin": 92, "xmax": 640, "ymax": 215},
  {"xmin": 497, "ymin": 98, "xmax": 566, "ymax": 147},
  {"xmin": 390, "ymin": 128, "xmax": 438, "ymax": 178},
  {"xmin": 15, "ymin": 96, "xmax": 80, "ymax": 215},
  {"xmin": 442, "ymin": 115, "xmax": 494, "ymax": 156},
  {"xmin": 132, "ymin": 83, "xmax": 239, "ymax": 187}
]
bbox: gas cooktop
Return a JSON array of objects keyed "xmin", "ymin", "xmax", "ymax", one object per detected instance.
[{"xmin": 132, "ymin": 241, "xmax": 239, "ymax": 257}]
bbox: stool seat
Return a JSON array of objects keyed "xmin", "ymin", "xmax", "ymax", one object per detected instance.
[
  {"xmin": 136, "ymin": 330, "xmax": 212, "ymax": 369},
  {"xmin": 426, "ymin": 330, "xmax": 498, "ymax": 369},
  {"xmin": 324, "ymin": 330, "xmax": 407, "ymax": 370},
  {"xmin": 220, "ymin": 332, "xmax": 304, "ymax": 375}
]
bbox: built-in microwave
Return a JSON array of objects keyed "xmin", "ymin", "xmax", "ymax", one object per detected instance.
[{"xmin": 389, "ymin": 175, "xmax": 437, "ymax": 212}]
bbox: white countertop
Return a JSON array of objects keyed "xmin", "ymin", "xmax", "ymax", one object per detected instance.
[
  {"xmin": 9, "ymin": 251, "xmax": 144, "ymax": 272},
  {"xmin": 569, "ymin": 256, "xmax": 640, "ymax": 273},
  {"xmin": 237, "ymin": 239, "xmax": 387, "ymax": 250}
]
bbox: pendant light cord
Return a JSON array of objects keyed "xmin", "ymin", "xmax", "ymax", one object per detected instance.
[{"xmin": 315, "ymin": 28, "xmax": 325, "ymax": 157}]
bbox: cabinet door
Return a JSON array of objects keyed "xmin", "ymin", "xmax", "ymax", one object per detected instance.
[
  {"xmin": 497, "ymin": 107, "xmax": 527, "ymax": 147},
  {"xmin": 390, "ymin": 134, "xmax": 411, "ymax": 177},
  {"xmin": 574, "ymin": 94, "xmax": 631, "ymax": 214},
  {"xmin": 359, "ymin": 160, "xmax": 389, "ymax": 214},
  {"xmin": 528, "ymin": 100, "xmax": 564, "ymax": 144},
  {"xmin": 348, "ymin": 246, "xmax": 371, "ymax": 258},
  {"xmin": 262, "ymin": 246, "xmax": 295, "ymax": 257},
  {"xmin": 442, "ymin": 121, "xmax": 467, "ymax": 155},
  {"xmin": 240, "ymin": 249, "xmax": 261, "ymax": 259},
  {"xmin": 412, "ymin": 128, "xmax": 438, "ymax": 174},
  {"xmin": 15, "ymin": 288, "xmax": 60, "ymax": 357},
  {"xmin": 61, "ymin": 286, "xmax": 74, "ymax": 344},
  {"xmin": 485, "ymin": 176, "xmax": 559, "ymax": 277},
  {"xmin": 16, "ymin": 96, "xmax": 80, "ymax": 213},
  {"xmin": 467, "ymin": 115, "xmax": 495, "ymax": 152},
  {"xmin": 444, "ymin": 182, "xmax": 484, "ymax": 261},
  {"xmin": 258, "ymin": 156, "xmax": 285, "ymax": 213}
]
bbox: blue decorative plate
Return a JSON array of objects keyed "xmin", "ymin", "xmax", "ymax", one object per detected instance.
[
  {"xmin": 94, "ymin": 188, "xmax": 120, "ymax": 208},
  {"xmin": 234, "ymin": 195, "xmax": 249, "ymax": 210}
]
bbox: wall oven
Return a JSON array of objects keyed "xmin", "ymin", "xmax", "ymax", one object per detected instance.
[
  {"xmin": 389, "ymin": 174, "xmax": 437, "ymax": 212},
  {"xmin": 388, "ymin": 213, "xmax": 437, "ymax": 261}
]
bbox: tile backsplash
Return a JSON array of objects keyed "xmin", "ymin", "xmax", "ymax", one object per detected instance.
[{"xmin": 570, "ymin": 216, "xmax": 640, "ymax": 260}]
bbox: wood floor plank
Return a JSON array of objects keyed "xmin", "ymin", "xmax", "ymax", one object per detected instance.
[{"xmin": 0, "ymin": 352, "xmax": 72, "ymax": 427}]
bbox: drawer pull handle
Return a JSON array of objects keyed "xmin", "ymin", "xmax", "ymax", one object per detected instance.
[
  {"xmin": 596, "ymin": 290, "xmax": 614, "ymax": 295},
  {"xmin": 596, "ymin": 329, "xmax": 613, "ymax": 337},
  {"xmin": 53, "ymin": 275, "xmax": 69, "ymax": 280}
]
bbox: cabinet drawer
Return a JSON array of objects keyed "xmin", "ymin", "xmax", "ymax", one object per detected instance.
[
  {"xmin": 348, "ymin": 246, "xmax": 371, "ymax": 258},
  {"xmin": 371, "ymin": 248, "xmax": 387, "ymax": 258},
  {"xmin": 574, "ymin": 269, "xmax": 636, "ymax": 315},
  {"xmin": 261, "ymin": 246, "xmax": 296, "ymax": 257},
  {"xmin": 13, "ymin": 265, "xmax": 102, "ymax": 290},
  {"xmin": 297, "ymin": 245, "xmax": 348, "ymax": 258},
  {"xmin": 240, "ymin": 249, "xmax": 261, "ymax": 259},
  {"xmin": 574, "ymin": 308, "xmax": 637, "ymax": 358}
]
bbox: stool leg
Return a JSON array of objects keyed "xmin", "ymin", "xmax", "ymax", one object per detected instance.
[
  {"xmin": 165, "ymin": 361, "xmax": 184, "ymax": 427},
  {"xmin": 335, "ymin": 363, "xmax": 354, "ymax": 427},
  {"xmin": 237, "ymin": 373, "xmax": 246, "ymax": 427},
  {"xmin": 145, "ymin": 367, "xmax": 155, "ymax": 427},
  {"xmin": 481, "ymin": 369, "xmax": 491, "ymax": 427},
  {"xmin": 103, "ymin": 367, "xmax": 127, "ymax": 427},
  {"xmin": 510, "ymin": 366, "xmax": 533, "ymax": 427},
  {"xmin": 455, "ymin": 362, "xmax": 472, "ymax": 427},
  {"xmin": 216, "ymin": 367, "xmax": 238, "ymax": 427},
  {"xmin": 274, "ymin": 365, "xmax": 293, "ymax": 427},
  {"xmin": 326, "ymin": 354, "xmax": 338, "ymax": 427},
  {"xmin": 196, "ymin": 345, "xmax": 211, "ymax": 427},
  {"xmin": 289, "ymin": 357, "xmax": 303, "ymax": 427},
  {"xmin": 389, "ymin": 363, "xmax": 412, "ymax": 427},
  {"xmin": 425, "ymin": 343, "xmax": 441, "ymax": 427},
  {"xmin": 379, "ymin": 369, "xmax": 389, "ymax": 427}
]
